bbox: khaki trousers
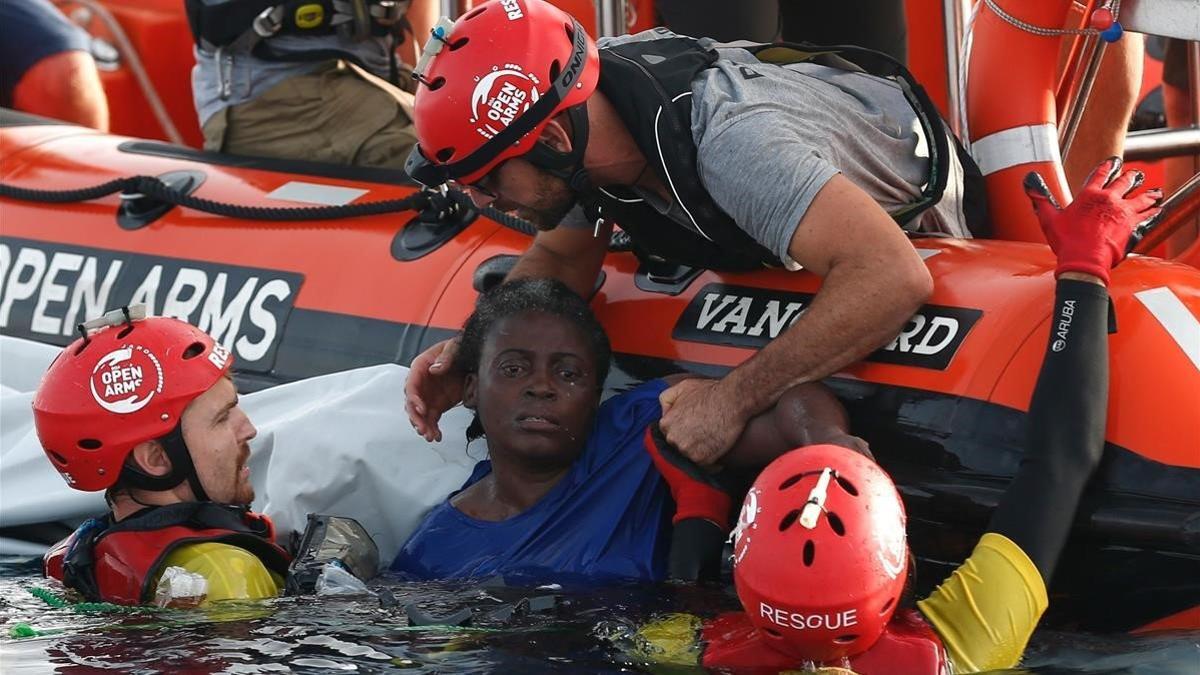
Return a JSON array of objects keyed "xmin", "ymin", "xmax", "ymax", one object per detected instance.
[{"xmin": 202, "ymin": 61, "xmax": 416, "ymax": 170}]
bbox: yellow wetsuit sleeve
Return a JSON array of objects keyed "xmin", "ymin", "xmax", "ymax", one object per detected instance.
[
  {"xmin": 157, "ymin": 542, "xmax": 284, "ymax": 603},
  {"xmin": 917, "ymin": 532, "xmax": 1049, "ymax": 673}
]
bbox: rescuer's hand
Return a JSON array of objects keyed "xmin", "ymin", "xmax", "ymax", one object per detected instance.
[
  {"xmin": 404, "ymin": 337, "xmax": 465, "ymax": 442},
  {"xmin": 1025, "ymin": 157, "xmax": 1163, "ymax": 286},
  {"xmin": 659, "ymin": 377, "xmax": 748, "ymax": 466}
]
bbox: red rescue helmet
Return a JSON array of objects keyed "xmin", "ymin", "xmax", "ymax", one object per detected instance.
[
  {"xmin": 732, "ymin": 445, "xmax": 909, "ymax": 662},
  {"xmin": 32, "ymin": 308, "xmax": 234, "ymax": 492},
  {"xmin": 404, "ymin": 0, "xmax": 600, "ymax": 187}
]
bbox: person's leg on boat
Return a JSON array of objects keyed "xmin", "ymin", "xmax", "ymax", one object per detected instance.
[
  {"xmin": 204, "ymin": 62, "xmax": 416, "ymax": 169},
  {"xmin": 1161, "ymin": 38, "xmax": 1199, "ymax": 257},
  {"xmin": 1062, "ymin": 33, "xmax": 1145, "ymax": 193},
  {"xmin": 1, "ymin": 0, "xmax": 109, "ymax": 130}
]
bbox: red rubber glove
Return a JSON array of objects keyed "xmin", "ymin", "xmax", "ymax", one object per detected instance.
[
  {"xmin": 1024, "ymin": 157, "xmax": 1163, "ymax": 285},
  {"xmin": 645, "ymin": 425, "xmax": 731, "ymax": 528}
]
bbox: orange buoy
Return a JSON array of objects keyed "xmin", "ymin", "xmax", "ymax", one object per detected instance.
[{"xmin": 965, "ymin": 0, "xmax": 1076, "ymax": 243}]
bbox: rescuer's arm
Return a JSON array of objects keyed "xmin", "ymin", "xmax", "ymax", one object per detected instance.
[
  {"xmin": 506, "ymin": 220, "xmax": 613, "ymax": 298},
  {"xmin": 659, "ymin": 175, "xmax": 931, "ymax": 464},
  {"xmin": 917, "ymin": 158, "xmax": 1161, "ymax": 673},
  {"xmin": 405, "ymin": 219, "xmax": 613, "ymax": 440}
]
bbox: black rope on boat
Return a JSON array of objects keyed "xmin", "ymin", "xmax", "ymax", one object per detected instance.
[
  {"xmin": 0, "ymin": 176, "xmax": 141, "ymax": 204},
  {"xmin": 146, "ymin": 177, "xmax": 434, "ymax": 221},
  {"xmin": 0, "ymin": 175, "xmax": 434, "ymax": 221},
  {"xmin": 0, "ymin": 175, "xmax": 584, "ymax": 243},
  {"xmin": 478, "ymin": 205, "xmax": 540, "ymax": 237}
]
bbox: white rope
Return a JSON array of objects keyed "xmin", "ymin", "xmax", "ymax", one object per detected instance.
[{"xmin": 982, "ymin": 0, "xmax": 1117, "ymax": 39}]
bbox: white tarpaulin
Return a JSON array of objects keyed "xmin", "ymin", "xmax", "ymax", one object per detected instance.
[{"xmin": 0, "ymin": 336, "xmax": 475, "ymax": 563}]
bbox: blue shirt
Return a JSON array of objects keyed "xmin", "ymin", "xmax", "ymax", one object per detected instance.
[
  {"xmin": 392, "ymin": 380, "xmax": 673, "ymax": 584},
  {"xmin": 0, "ymin": 0, "xmax": 91, "ymax": 108}
]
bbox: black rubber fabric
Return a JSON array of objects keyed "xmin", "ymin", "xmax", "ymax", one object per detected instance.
[
  {"xmin": 780, "ymin": 0, "xmax": 908, "ymax": 65},
  {"xmin": 656, "ymin": 0, "xmax": 907, "ymax": 62},
  {"xmin": 657, "ymin": 0, "xmax": 781, "ymax": 42},
  {"xmin": 987, "ymin": 280, "xmax": 1111, "ymax": 583}
]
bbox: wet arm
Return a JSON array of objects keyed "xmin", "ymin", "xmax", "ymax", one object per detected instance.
[
  {"xmin": 507, "ymin": 221, "xmax": 613, "ymax": 299},
  {"xmin": 722, "ymin": 381, "xmax": 870, "ymax": 469},
  {"xmin": 986, "ymin": 275, "xmax": 1110, "ymax": 579},
  {"xmin": 918, "ymin": 275, "xmax": 1109, "ymax": 673},
  {"xmin": 718, "ymin": 175, "xmax": 933, "ymax": 424}
]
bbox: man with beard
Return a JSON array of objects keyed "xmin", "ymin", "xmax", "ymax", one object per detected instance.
[
  {"xmin": 404, "ymin": 0, "xmax": 983, "ymax": 467},
  {"xmin": 35, "ymin": 310, "xmax": 291, "ymax": 607}
]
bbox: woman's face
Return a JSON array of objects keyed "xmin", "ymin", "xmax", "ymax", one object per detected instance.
[{"xmin": 464, "ymin": 311, "xmax": 601, "ymax": 467}]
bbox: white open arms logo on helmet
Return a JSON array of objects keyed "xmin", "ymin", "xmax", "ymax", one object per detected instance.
[
  {"xmin": 90, "ymin": 344, "xmax": 164, "ymax": 415},
  {"xmin": 470, "ymin": 66, "xmax": 541, "ymax": 140}
]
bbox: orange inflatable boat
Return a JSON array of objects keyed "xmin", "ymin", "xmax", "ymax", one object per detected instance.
[{"xmin": 1, "ymin": 109, "xmax": 1198, "ymax": 632}]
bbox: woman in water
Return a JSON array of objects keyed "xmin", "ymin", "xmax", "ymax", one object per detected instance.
[{"xmin": 391, "ymin": 277, "xmax": 866, "ymax": 583}]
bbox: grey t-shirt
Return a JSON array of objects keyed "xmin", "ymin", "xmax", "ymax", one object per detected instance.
[
  {"xmin": 584, "ymin": 32, "xmax": 969, "ymax": 267},
  {"xmin": 192, "ymin": 35, "xmax": 391, "ymax": 127}
]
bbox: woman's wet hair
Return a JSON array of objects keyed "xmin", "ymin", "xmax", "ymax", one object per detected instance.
[{"xmin": 455, "ymin": 278, "xmax": 612, "ymax": 441}]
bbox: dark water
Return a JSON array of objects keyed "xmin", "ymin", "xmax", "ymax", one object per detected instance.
[{"xmin": 2, "ymin": 556, "xmax": 1197, "ymax": 674}]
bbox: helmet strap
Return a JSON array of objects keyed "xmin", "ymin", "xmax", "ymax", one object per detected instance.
[
  {"xmin": 523, "ymin": 104, "xmax": 592, "ymax": 194},
  {"xmin": 119, "ymin": 422, "xmax": 212, "ymax": 503}
]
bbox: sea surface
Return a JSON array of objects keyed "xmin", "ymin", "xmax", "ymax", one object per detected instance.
[{"xmin": 2, "ymin": 556, "xmax": 1197, "ymax": 674}]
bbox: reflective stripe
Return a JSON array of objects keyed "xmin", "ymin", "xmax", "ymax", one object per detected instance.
[
  {"xmin": 654, "ymin": 93, "xmax": 712, "ymax": 242},
  {"xmin": 970, "ymin": 124, "xmax": 1061, "ymax": 176},
  {"xmin": 1135, "ymin": 287, "xmax": 1200, "ymax": 372}
]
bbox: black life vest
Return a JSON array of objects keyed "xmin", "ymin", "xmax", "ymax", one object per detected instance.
[
  {"xmin": 584, "ymin": 31, "xmax": 966, "ymax": 272},
  {"xmin": 184, "ymin": 0, "xmax": 409, "ymax": 77},
  {"xmin": 44, "ymin": 502, "xmax": 291, "ymax": 606},
  {"xmin": 185, "ymin": 0, "xmax": 407, "ymax": 47}
]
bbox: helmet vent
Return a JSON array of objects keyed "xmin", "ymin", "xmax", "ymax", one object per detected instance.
[
  {"xmin": 77, "ymin": 439, "xmax": 102, "ymax": 451},
  {"xmin": 779, "ymin": 509, "xmax": 801, "ymax": 531},
  {"xmin": 116, "ymin": 324, "xmax": 134, "ymax": 339},
  {"xmin": 880, "ymin": 597, "xmax": 895, "ymax": 615},
  {"xmin": 435, "ymin": 147, "xmax": 455, "ymax": 162},
  {"xmin": 835, "ymin": 475, "xmax": 858, "ymax": 495},
  {"xmin": 827, "ymin": 512, "xmax": 846, "ymax": 536},
  {"xmin": 549, "ymin": 59, "xmax": 561, "ymax": 82},
  {"xmin": 834, "ymin": 634, "xmax": 860, "ymax": 644},
  {"xmin": 449, "ymin": 36, "xmax": 470, "ymax": 51},
  {"xmin": 764, "ymin": 627, "xmax": 782, "ymax": 638},
  {"xmin": 48, "ymin": 450, "xmax": 69, "ymax": 465},
  {"xmin": 802, "ymin": 539, "xmax": 815, "ymax": 566},
  {"xmin": 182, "ymin": 341, "xmax": 205, "ymax": 359},
  {"xmin": 463, "ymin": 5, "xmax": 486, "ymax": 20},
  {"xmin": 427, "ymin": 76, "xmax": 447, "ymax": 91}
]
